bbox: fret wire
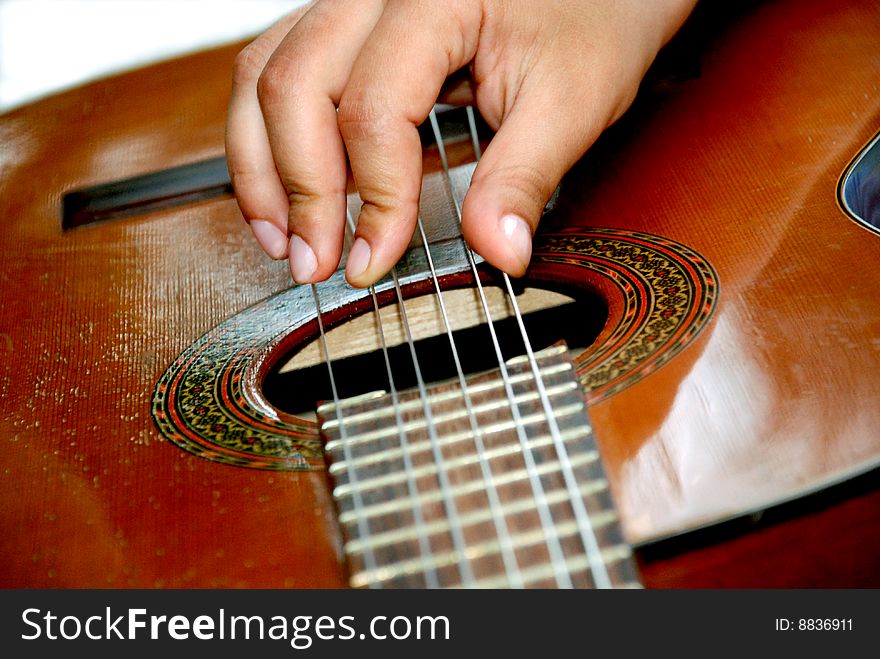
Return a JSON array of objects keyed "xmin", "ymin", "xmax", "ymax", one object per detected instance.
[
  {"xmin": 468, "ymin": 547, "xmax": 637, "ymax": 590},
  {"xmin": 344, "ymin": 209, "xmax": 440, "ymax": 589},
  {"xmin": 457, "ymin": 112, "xmax": 614, "ymax": 589},
  {"xmin": 322, "ymin": 355, "xmax": 571, "ymax": 421},
  {"xmin": 338, "ymin": 475, "xmax": 610, "ymax": 527},
  {"xmin": 327, "ymin": 396, "xmax": 585, "ymax": 469},
  {"xmin": 334, "ymin": 440, "xmax": 599, "ymax": 502},
  {"xmin": 390, "ymin": 268, "xmax": 476, "ymax": 587},
  {"xmin": 324, "ymin": 376, "xmax": 577, "ymax": 436},
  {"xmin": 351, "ymin": 524, "xmax": 632, "ymax": 589},
  {"xmin": 415, "ymin": 215, "xmax": 523, "ymax": 587},
  {"xmin": 343, "ymin": 485, "xmax": 618, "ymax": 555},
  {"xmin": 310, "ymin": 282, "xmax": 379, "ymax": 585},
  {"xmin": 429, "ymin": 107, "xmax": 573, "ymax": 588}
]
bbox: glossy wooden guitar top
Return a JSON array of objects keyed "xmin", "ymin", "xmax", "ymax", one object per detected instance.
[{"xmin": 1, "ymin": 0, "xmax": 879, "ymax": 587}]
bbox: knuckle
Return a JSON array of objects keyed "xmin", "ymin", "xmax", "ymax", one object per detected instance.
[
  {"xmin": 285, "ymin": 186, "xmax": 324, "ymax": 208},
  {"xmin": 227, "ymin": 164, "xmax": 274, "ymax": 201},
  {"xmin": 256, "ymin": 62, "xmax": 289, "ymax": 108},
  {"xmin": 359, "ymin": 193, "xmax": 403, "ymax": 219},
  {"xmin": 337, "ymin": 92, "xmax": 389, "ymax": 141},
  {"xmin": 488, "ymin": 163, "xmax": 556, "ymax": 206},
  {"xmin": 256, "ymin": 54, "xmax": 305, "ymax": 109},
  {"xmin": 227, "ymin": 163, "xmax": 256, "ymax": 191},
  {"xmin": 355, "ymin": 188, "xmax": 420, "ymax": 236},
  {"xmin": 232, "ymin": 41, "xmax": 272, "ymax": 87},
  {"xmin": 283, "ymin": 176, "xmax": 347, "ymax": 212}
]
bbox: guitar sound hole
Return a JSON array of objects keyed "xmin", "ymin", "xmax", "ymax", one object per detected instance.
[
  {"xmin": 840, "ymin": 132, "xmax": 880, "ymax": 230},
  {"xmin": 263, "ymin": 286, "xmax": 607, "ymax": 418}
]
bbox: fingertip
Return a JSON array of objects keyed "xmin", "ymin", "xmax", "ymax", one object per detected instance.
[
  {"xmin": 289, "ymin": 234, "xmax": 318, "ymax": 283},
  {"xmin": 461, "ymin": 190, "xmax": 533, "ymax": 278},
  {"xmin": 287, "ymin": 215, "xmax": 347, "ymax": 283},
  {"xmin": 344, "ymin": 237, "xmax": 376, "ymax": 288},
  {"xmin": 250, "ymin": 220, "xmax": 289, "ymax": 260},
  {"xmin": 499, "ymin": 214, "xmax": 533, "ymax": 275}
]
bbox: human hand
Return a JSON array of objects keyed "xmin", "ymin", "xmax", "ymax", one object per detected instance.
[{"xmin": 226, "ymin": 0, "xmax": 698, "ymax": 287}]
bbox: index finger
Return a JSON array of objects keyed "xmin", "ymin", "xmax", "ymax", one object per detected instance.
[{"xmin": 338, "ymin": 1, "xmax": 482, "ymax": 287}]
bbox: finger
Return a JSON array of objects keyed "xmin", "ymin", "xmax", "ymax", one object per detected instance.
[
  {"xmin": 226, "ymin": 8, "xmax": 310, "ymax": 259},
  {"xmin": 338, "ymin": 0, "xmax": 481, "ymax": 287},
  {"xmin": 461, "ymin": 72, "xmax": 617, "ymax": 277},
  {"xmin": 257, "ymin": 0, "xmax": 385, "ymax": 283}
]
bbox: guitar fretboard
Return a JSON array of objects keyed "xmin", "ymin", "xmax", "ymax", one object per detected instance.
[{"xmin": 319, "ymin": 345, "xmax": 641, "ymax": 588}]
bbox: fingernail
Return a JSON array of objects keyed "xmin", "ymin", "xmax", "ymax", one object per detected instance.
[
  {"xmin": 289, "ymin": 234, "xmax": 317, "ymax": 283},
  {"xmin": 346, "ymin": 237, "xmax": 372, "ymax": 281},
  {"xmin": 250, "ymin": 220, "xmax": 288, "ymax": 260},
  {"xmin": 500, "ymin": 214, "xmax": 532, "ymax": 269}
]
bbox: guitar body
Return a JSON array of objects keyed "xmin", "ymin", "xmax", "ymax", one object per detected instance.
[{"xmin": 1, "ymin": 0, "xmax": 879, "ymax": 588}]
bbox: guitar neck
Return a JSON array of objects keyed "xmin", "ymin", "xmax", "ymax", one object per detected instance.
[{"xmin": 320, "ymin": 345, "xmax": 641, "ymax": 589}]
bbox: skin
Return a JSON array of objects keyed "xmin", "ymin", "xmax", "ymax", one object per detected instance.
[{"xmin": 226, "ymin": 0, "xmax": 699, "ymax": 288}]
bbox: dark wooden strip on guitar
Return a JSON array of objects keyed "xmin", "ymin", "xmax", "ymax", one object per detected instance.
[
  {"xmin": 61, "ymin": 156, "xmax": 232, "ymax": 229},
  {"xmin": 60, "ymin": 106, "xmax": 488, "ymax": 230}
]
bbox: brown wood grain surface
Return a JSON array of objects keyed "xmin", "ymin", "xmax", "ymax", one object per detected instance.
[{"xmin": 1, "ymin": 0, "xmax": 879, "ymax": 587}]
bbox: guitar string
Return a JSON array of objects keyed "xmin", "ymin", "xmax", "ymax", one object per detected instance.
[
  {"xmin": 465, "ymin": 106, "xmax": 482, "ymax": 159},
  {"xmin": 388, "ymin": 267, "xmax": 476, "ymax": 587},
  {"xmin": 318, "ymin": 107, "xmax": 602, "ymax": 588},
  {"xmin": 427, "ymin": 108, "xmax": 573, "ymax": 588},
  {"xmin": 310, "ymin": 282, "xmax": 379, "ymax": 586},
  {"xmin": 344, "ymin": 209, "xmax": 441, "ymax": 589},
  {"xmin": 451, "ymin": 109, "xmax": 613, "ymax": 589},
  {"xmin": 412, "ymin": 214, "xmax": 524, "ymax": 588},
  {"xmin": 321, "ymin": 173, "xmax": 479, "ymax": 587},
  {"xmin": 501, "ymin": 272, "xmax": 611, "ymax": 588}
]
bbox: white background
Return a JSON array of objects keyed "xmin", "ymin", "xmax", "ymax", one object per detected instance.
[{"xmin": 0, "ymin": 0, "xmax": 306, "ymax": 112}]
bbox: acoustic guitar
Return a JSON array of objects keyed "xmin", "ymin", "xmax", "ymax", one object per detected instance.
[{"xmin": 1, "ymin": 0, "xmax": 879, "ymax": 588}]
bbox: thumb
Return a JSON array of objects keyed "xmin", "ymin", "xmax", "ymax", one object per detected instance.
[{"xmin": 460, "ymin": 83, "xmax": 610, "ymax": 277}]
